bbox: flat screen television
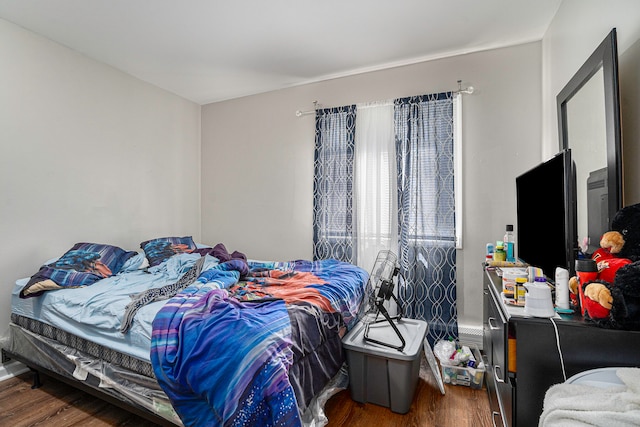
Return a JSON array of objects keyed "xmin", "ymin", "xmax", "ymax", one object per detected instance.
[{"xmin": 516, "ymin": 149, "xmax": 576, "ymax": 280}]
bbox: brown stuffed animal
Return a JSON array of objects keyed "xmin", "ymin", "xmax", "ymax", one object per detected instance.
[
  {"xmin": 600, "ymin": 230, "xmax": 626, "ymax": 255},
  {"xmin": 568, "ymin": 240, "xmax": 627, "ymax": 314},
  {"xmin": 569, "ymin": 203, "xmax": 640, "ymax": 329}
]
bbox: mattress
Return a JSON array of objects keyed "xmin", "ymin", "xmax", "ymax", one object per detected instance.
[
  {"xmin": 12, "ymin": 268, "xmax": 172, "ymax": 362},
  {"xmin": 11, "ymin": 252, "xmax": 227, "ymax": 361},
  {"xmin": 10, "ymin": 313, "xmax": 154, "ymax": 377}
]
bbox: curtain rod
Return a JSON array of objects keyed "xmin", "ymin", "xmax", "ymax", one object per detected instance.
[
  {"xmin": 454, "ymin": 80, "xmax": 474, "ymax": 95},
  {"xmin": 295, "ymin": 81, "xmax": 474, "ymax": 117},
  {"xmin": 295, "ymin": 101, "xmax": 319, "ymax": 117}
]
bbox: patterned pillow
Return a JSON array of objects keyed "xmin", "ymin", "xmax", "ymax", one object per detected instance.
[
  {"xmin": 20, "ymin": 242, "xmax": 138, "ymax": 298},
  {"xmin": 140, "ymin": 236, "xmax": 197, "ymax": 267}
]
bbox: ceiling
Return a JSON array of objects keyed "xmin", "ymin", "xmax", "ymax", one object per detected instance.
[{"xmin": 0, "ymin": 0, "xmax": 562, "ymax": 105}]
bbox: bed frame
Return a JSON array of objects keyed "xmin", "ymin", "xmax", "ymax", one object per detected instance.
[
  {"xmin": 2, "ymin": 348, "xmax": 177, "ymax": 426},
  {"xmin": 3, "ymin": 321, "xmax": 181, "ymax": 426}
]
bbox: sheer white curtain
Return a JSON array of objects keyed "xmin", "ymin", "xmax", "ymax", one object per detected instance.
[{"xmin": 354, "ymin": 101, "xmax": 397, "ymax": 275}]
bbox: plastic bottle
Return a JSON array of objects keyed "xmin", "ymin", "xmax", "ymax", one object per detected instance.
[
  {"xmin": 515, "ymin": 277, "xmax": 527, "ymax": 305},
  {"xmin": 555, "ymin": 267, "xmax": 570, "ymax": 310},
  {"xmin": 494, "ymin": 243, "xmax": 506, "ymax": 262},
  {"xmin": 485, "ymin": 243, "xmax": 495, "ymax": 265},
  {"xmin": 503, "ymin": 224, "xmax": 515, "ymax": 262},
  {"xmin": 486, "ymin": 243, "xmax": 494, "ymax": 257}
]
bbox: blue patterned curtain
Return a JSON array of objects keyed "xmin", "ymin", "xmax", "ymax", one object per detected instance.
[
  {"xmin": 394, "ymin": 92, "xmax": 458, "ymax": 346},
  {"xmin": 312, "ymin": 106, "xmax": 357, "ymax": 262},
  {"xmin": 311, "ymin": 95, "xmax": 458, "ymax": 346}
]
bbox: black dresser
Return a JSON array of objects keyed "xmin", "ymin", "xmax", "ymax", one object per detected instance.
[{"xmin": 482, "ymin": 266, "xmax": 640, "ymax": 427}]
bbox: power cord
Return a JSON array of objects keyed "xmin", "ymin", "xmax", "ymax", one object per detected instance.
[{"xmin": 549, "ymin": 317, "xmax": 567, "ymax": 382}]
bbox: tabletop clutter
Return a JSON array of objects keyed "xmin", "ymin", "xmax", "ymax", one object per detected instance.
[
  {"xmin": 485, "ymin": 224, "xmax": 571, "ymax": 318},
  {"xmin": 486, "ymin": 224, "xmax": 517, "ymax": 264}
]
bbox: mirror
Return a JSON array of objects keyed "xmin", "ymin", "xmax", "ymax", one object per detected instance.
[{"xmin": 557, "ymin": 28, "xmax": 623, "ymax": 270}]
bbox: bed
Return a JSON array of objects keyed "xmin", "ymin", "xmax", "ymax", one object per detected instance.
[{"xmin": 2, "ymin": 237, "xmax": 368, "ymax": 426}]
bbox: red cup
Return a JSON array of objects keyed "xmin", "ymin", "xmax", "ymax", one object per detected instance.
[{"xmin": 575, "ymin": 259, "xmax": 599, "ymax": 316}]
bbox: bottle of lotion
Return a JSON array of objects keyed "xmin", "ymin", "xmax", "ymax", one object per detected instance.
[{"xmin": 555, "ymin": 267, "xmax": 570, "ymax": 310}]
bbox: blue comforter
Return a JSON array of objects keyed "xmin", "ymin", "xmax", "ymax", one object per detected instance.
[{"xmin": 150, "ymin": 258, "xmax": 367, "ymax": 427}]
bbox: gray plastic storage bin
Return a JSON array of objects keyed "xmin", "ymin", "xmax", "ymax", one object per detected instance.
[{"xmin": 342, "ymin": 318, "xmax": 428, "ymax": 413}]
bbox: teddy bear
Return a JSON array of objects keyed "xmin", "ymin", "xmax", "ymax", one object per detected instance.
[{"xmin": 568, "ymin": 202, "xmax": 640, "ymax": 330}]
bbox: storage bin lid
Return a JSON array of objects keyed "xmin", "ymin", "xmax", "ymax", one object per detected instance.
[{"xmin": 342, "ymin": 318, "xmax": 428, "ymax": 361}]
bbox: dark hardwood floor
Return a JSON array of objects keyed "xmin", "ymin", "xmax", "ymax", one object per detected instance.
[
  {"xmin": 0, "ymin": 355, "xmax": 492, "ymax": 427},
  {"xmin": 0, "ymin": 371, "xmax": 158, "ymax": 426},
  {"xmin": 324, "ymin": 355, "xmax": 492, "ymax": 427}
]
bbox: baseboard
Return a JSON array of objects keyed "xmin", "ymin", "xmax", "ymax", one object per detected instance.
[
  {"xmin": 458, "ymin": 324, "xmax": 483, "ymax": 350},
  {"xmin": 0, "ymin": 359, "xmax": 29, "ymax": 382}
]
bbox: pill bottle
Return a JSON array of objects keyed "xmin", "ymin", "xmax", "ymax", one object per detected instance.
[
  {"xmin": 494, "ymin": 245, "xmax": 506, "ymax": 262},
  {"xmin": 515, "ymin": 277, "xmax": 527, "ymax": 304}
]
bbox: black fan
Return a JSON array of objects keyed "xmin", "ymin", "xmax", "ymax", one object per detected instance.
[{"xmin": 361, "ymin": 250, "xmax": 406, "ymax": 351}]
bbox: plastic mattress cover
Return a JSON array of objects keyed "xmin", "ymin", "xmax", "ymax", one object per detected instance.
[
  {"xmin": 3, "ymin": 323, "xmax": 348, "ymax": 427},
  {"xmin": 5, "ymin": 323, "xmax": 182, "ymax": 425}
]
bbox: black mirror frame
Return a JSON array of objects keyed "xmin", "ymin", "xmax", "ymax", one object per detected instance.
[{"xmin": 556, "ymin": 28, "xmax": 623, "ymax": 268}]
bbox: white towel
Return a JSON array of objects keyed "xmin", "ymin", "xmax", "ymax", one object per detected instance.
[{"xmin": 539, "ymin": 368, "xmax": 640, "ymax": 426}]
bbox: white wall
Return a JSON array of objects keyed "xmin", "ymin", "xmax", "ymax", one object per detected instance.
[
  {"xmin": 201, "ymin": 42, "xmax": 543, "ymax": 329},
  {"xmin": 619, "ymin": 36, "xmax": 640, "ymax": 205},
  {"xmin": 0, "ymin": 18, "xmax": 202, "ymax": 338},
  {"xmin": 542, "ymin": 0, "xmax": 640, "ymax": 206}
]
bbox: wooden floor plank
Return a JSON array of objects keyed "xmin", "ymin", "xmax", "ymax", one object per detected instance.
[
  {"xmin": 324, "ymin": 355, "xmax": 492, "ymax": 427},
  {"xmin": 0, "ymin": 356, "xmax": 492, "ymax": 427},
  {"xmin": 0, "ymin": 373, "xmax": 159, "ymax": 427}
]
